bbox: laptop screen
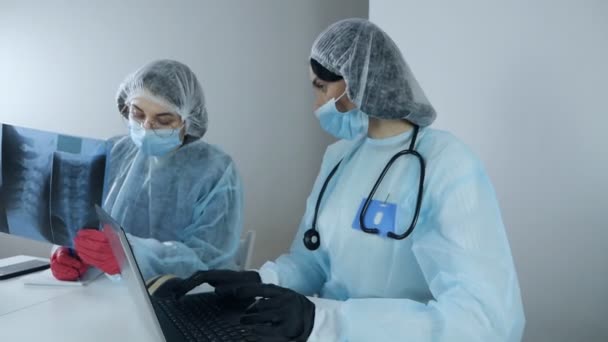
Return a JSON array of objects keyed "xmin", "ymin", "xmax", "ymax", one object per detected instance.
[{"xmin": 95, "ymin": 205, "xmax": 166, "ymax": 342}]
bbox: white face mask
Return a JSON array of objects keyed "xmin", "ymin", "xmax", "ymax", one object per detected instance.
[
  {"xmin": 129, "ymin": 121, "xmax": 182, "ymax": 156},
  {"xmin": 314, "ymin": 91, "xmax": 369, "ymax": 140}
]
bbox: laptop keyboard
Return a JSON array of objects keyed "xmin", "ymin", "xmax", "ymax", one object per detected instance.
[{"xmin": 154, "ymin": 294, "xmax": 258, "ymax": 342}]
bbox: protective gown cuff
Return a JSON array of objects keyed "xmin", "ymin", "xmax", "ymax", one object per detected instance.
[
  {"xmin": 307, "ymin": 297, "xmax": 343, "ymax": 342},
  {"xmin": 258, "ymin": 261, "xmax": 280, "ymax": 285}
]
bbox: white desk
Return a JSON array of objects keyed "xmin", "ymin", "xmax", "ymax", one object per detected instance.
[{"xmin": 0, "ymin": 255, "xmax": 158, "ymax": 341}]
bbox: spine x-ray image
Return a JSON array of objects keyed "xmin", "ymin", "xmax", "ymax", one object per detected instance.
[{"xmin": 0, "ymin": 124, "xmax": 110, "ymax": 246}]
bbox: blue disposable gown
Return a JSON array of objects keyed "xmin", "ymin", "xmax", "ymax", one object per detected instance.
[
  {"xmin": 259, "ymin": 128, "xmax": 525, "ymax": 341},
  {"xmin": 103, "ymin": 136, "xmax": 243, "ymax": 280}
]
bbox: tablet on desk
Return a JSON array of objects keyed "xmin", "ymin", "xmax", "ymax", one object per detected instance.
[{"xmin": 0, "ymin": 259, "xmax": 50, "ymax": 280}]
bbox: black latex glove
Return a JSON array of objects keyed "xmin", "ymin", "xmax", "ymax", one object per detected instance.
[
  {"xmin": 146, "ymin": 270, "xmax": 261, "ymax": 299},
  {"xmin": 217, "ymin": 283, "xmax": 315, "ymax": 342}
]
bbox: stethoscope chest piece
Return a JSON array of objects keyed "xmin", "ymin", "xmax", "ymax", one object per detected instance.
[{"xmin": 303, "ymin": 228, "xmax": 320, "ymax": 250}]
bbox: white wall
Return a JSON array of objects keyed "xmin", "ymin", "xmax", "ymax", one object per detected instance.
[
  {"xmin": 0, "ymin": 1, "xmax": 368, "ymax": 265},
  {"xmin": 371, "ymin": 1, "xmax": 607, "ymax": 341}
]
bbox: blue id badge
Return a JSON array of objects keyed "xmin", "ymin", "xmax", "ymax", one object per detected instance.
[{"xmin": 352, "ymin": 198, "xmax": 397, "ymax": 236}]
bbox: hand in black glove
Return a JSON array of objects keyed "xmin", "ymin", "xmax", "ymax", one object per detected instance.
[
  {"xmin": 217, "ymin": 283, "xmax": 315, "ymax": 342},
  {"xmin": 146, "ymin": 270, "xmax": 261, "ymax": 299}
]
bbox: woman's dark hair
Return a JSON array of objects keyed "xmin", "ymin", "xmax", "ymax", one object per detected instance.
[{"xmin": 310, "ymin": 58, "xmax": 343, "ymax": 82}]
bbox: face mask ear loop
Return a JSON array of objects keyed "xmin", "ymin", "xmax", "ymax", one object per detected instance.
[
  {"xmin": 328, "ymin": 89, "xmax": 349, "ymax": 114},
  {"xmin": 335, "ymin": 89, "xmax": 348, "ymax": 102}
]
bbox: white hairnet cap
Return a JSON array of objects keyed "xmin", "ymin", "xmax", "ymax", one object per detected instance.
[
  {"xmin": 311, "ymin": 18, "xmax": 436, "ymax": 126},
  {"xmin": 116, "ymin": 59, "xmax": 208, "ymax": 138}
]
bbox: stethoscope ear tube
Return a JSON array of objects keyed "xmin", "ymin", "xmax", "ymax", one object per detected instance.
[
  {"xmin": 359, "ymin": 126, "xmax": 424, "ymax": 238},
  {"xmin": 387, "ymin": 150, "xmax": 425, "ymax": 240},
  {"xmin": 305, "ymin": 161, "xmax": 342, "ymax": 250}
]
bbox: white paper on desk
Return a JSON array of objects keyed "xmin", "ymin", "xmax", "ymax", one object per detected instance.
[{"xmin": 21, "ymin": 268, "xmax": 103, "ymax": 286}]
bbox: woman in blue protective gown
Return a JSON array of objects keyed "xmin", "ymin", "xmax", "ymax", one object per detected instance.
[
  {"xmin": 50, "ymin": 60, "xmax": 244, "ymax": 282},
  {"xmin": 146, "ymin": 19, "xmax": 525, "ymax": 342}
]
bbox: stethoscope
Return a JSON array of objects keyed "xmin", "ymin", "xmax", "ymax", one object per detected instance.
[{"xmin": 303, "ymin": 125, "xmax": 426, "ymax": 250}]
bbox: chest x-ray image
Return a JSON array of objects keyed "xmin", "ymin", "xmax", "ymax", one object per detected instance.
[{"xmin": 0, "ymin": 123, "xmax": 110, "ymax": 246}]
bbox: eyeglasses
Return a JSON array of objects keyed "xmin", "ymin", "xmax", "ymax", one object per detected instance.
[{"xmin": 126, "ymin": 108, "xmax": 183, "ymax": 136}]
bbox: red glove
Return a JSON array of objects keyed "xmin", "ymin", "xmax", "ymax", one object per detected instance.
[
  {"xmin": 74, "ymin": 229, "xmax": 120, "ymax": 275},
  {"xmin": 50, "ymin": 247, "xmax": 89, "ymax": 281}
]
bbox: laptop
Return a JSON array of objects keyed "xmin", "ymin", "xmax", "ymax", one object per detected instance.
[{"xmin": 95, "ymin": 206, "xmax": 258, "ymax": 342}]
